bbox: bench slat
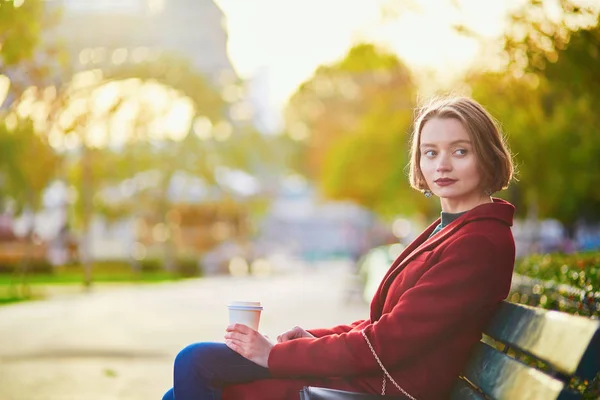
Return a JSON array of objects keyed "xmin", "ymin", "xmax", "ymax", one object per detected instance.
[
  {"xmin": 484, "ymin": 301, "xmax": 600, "ymax": 380},
  {"xmin": 462, "ymin": 342, "xmax": 580, "ymax": 400},
  {"xmin": 449, "ymin": 379, "xmax": 486, "ymax": 400}
]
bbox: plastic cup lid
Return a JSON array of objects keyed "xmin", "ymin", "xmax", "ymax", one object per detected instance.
[{"xmin": 229, "ymin": 301, "xmax": 261, "ymax": 307}]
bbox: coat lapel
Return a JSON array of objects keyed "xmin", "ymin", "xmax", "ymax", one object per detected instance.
[
  {"xmin": 369, "ymin": 219, "xmax": 438, "ymax": 318},
  {"xmin": 370, "ymin": 198, "xmax": 515, "ymax": 320}
]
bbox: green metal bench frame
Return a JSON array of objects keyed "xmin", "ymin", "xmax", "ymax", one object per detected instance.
[{"xmin": 450, "ymin": 301, "xmax": 600, "ymax": 399}]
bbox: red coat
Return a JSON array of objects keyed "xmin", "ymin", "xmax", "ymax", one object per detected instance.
[{"xmin": 224, "ymin": 199, "xmax": 515, "ymax": 400}]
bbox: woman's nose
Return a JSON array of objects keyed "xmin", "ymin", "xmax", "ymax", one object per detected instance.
[{"xmin": 436, "ymin": 153, "xmax": 452, "ymax": 172}]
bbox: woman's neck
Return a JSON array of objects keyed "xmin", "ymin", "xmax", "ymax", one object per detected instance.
[{"xmin": 440, "ymin": 196, "xmax": 493, "ymax": 214}]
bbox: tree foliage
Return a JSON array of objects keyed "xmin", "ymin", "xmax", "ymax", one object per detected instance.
[
  {"xmin": 285, "ymin": 43, "xmax": 428, "ymax": 217},
  {"xmin": 469, "ymin": 0, "xmax": 600, "ymax": 227},
  {"xmin": 0, "ymin": 117, "xmax": 60, "ymax": 212},
  {"xmin": 0, "ymin": 0, "xmax": 44, "ymax": 67}
]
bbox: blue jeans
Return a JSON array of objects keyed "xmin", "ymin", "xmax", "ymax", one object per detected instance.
[{"xmin": 162, "ymin": 342, "xmax": 271, "ymax": 400}]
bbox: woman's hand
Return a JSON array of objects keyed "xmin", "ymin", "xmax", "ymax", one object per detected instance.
[
  {"xmin": 276, "ymin": 325, "xmax": 315, "ymax": 343},
  {"xmin": 224, "ymin": 324, "xmax": 274, "ymax": 368}
]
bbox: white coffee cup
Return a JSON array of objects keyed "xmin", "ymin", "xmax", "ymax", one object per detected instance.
[{"xmin": 227, "ymin": 301, "xmax": 263, "ymax": 331}]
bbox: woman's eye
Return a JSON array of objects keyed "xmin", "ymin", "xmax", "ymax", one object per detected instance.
[
  {"xmin": 455, "ymin": 149, "xmax": 467, "ymax": 156},
  {"xmin": 424, "ymin": 150, "xmax": 436, "ymax": 157}
]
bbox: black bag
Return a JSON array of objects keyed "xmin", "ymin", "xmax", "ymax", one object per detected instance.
[
  {"xmin": 299, "ymin": 386, "xmax": 405, "ymax": 400},
  {"xmin": 298, "ymin": 331, "xmax": 415, "ymax": 400}
]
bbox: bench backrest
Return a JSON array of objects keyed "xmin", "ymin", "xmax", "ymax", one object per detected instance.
[{"xmin": 450, "ymin": 301, "xmax": 600, "ymax": 400}]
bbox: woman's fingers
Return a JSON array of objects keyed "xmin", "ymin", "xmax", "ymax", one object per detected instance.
[
  {"xmin": 276, "ymin": 329, "xmax": 295, "ymax": 343},
  {"xmin": 226, "ymin": 323, "xmax": 253, "ymax": 334},
  {"xmin": 224, "ymin": 330, "xmax": 249, "ymax": 342},
  {"xmin": 277, "ymin": 326, "xmax": 311, "ymax": 343},
  {"xmin": 225, "ymin": 339, "xmax": 242, "ymax": 354}
]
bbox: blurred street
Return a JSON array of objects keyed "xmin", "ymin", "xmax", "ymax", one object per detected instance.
[{"xmin": 0, "ymin": 261, "xmax": 367, "ymax": 400}]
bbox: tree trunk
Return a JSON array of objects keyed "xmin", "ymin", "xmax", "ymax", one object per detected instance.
[
  {"xmin": 81, "ymin": 145, "xmax": 93, "ymax": 290},
  {"xmin": 160, "ymin": 173, "xmax": 176, "ymax": 274}
]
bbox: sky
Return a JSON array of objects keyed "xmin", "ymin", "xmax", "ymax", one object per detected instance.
[{"xmin": 215, "ymin": 0, "xmax": 524, "ymax": 116}]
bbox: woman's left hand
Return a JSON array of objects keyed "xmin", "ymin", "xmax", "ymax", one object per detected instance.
[{"xmin": 224, "ymin": 324, "xmax": 274, "ymax": 368}]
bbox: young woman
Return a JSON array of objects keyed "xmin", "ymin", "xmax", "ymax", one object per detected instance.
[{"xmin": 162, "ymin": 96, "xmax": 516, "ymax": 400}]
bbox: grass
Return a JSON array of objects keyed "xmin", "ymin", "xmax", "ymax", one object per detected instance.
[
  {"xmin": 0, "ymin": 271, "xmax": 181, "ymax": 285},
  {"xmin": 0, "ymin": 267, "xmax": 188, "ymax": 306}
]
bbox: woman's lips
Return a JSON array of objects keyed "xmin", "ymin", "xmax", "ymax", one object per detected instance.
[{"xmin": 434, "ymin": 178, "xmax": 457, "ymax": 187}]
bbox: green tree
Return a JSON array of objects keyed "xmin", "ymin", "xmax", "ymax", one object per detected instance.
[
  {"xmin": 285, "ymin": 43, "xmax": 427, "ymax": 217},
  {"xmin": 468, "ymin": 0, "xmax": 600, "ymax": 229},
  {"xmin": 0, "ymin": 117, "xmax": 60, "ymax": 296},
  {"xmin": 0, "ymin": 0, "xmax": 44, "ymax": 66}
]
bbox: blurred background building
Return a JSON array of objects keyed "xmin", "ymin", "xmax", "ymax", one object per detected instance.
[{"xmin": 44, "ymin": 0, "xmax": 236, "ymax": 85}]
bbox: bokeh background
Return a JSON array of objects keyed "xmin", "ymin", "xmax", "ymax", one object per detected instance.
[{"xmin": 1, "ymin": 0, "xmax": 599, "ymax": 398}]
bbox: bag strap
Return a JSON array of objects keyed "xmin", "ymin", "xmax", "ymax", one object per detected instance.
[{"xmin": 361, "ymin": 330, "xmax": 416, "ymax": 400}]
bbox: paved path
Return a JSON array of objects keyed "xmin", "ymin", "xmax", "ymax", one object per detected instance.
[{"xmin": 0, "ymin": 261, "xmax": 368, "ymax": 400}]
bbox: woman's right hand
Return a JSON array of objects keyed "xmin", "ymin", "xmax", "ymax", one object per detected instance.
[{"xmin": 276, "ymin": 326, "xmax": 315, "ymax": 343}]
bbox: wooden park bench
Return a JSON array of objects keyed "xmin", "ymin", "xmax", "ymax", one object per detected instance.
[
  {"xmin": 301, "ymin": 301, "xmax": 599, "ymax": 399},
  {"xmin": 450, "ymin": 301, "xmax": 600, "ymax": 399}
]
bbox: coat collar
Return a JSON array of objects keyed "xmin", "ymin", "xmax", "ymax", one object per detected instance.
[
  {"xmin": 396, "ymin": 198, "xmax": 513, "ymax": 266},
  {"xmin": 370, "ymin": 198, "xmax": 514, "ymax": 319},
  {"xmin": 415, "ymin": 197, "xmax": 514, "ymax": 253}
]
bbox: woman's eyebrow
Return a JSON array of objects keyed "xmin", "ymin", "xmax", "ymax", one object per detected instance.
[{"xmin": 420, "ymin": 139, "xmax": 471, "ymax": 148}]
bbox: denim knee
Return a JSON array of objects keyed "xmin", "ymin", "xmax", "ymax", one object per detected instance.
[
  {"xmin": 174, "ymin": 342, "xmax": 215, "ymax": 381},
  {"xmin": 161, "ymin": 388, "xmax": 175, "ymax": 400}
]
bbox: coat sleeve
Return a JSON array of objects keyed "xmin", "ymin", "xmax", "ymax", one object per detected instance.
[
  {"xmin": 307, "ymin": 319, "xmax": 368, "ymax": 338},
  {"xmin": 268, "ymin": 234, "xmax": 513, "ymax": 377}
]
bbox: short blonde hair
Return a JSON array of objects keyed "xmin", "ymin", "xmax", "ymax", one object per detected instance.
[{"xmin": 408, "ymin": 96, "xmax": 514, "ymax": 194}]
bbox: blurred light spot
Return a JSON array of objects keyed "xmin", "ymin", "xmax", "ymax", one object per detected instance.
[
  {"xmin": 288, "ymin": 121, "xmax": 309, "ymax": 141},
  {"xmin": 193, "ymin": 116, "xmax": 213, "ymax": 140},
  {"xmin": 547, "ymin": 51, "xmax": 559, "ymax": 63},
  {"xmin": 230, "ymin": 102, "xmax": 254, "ymax": 121},
  {"xmin": 112, "ymin": 48, "xmax": 128, "ymax": 65},
  {"xmin": 43, "ymin": 86, "xmax": 57, "ymax": 102},
  {"xmin": 388, "ymin": 243, "xmax": 404, "ymax": 259},
  {"xmin": 0, "ymin": 75, "xmax": 10, "ymax": 107},
  {"xmin": 64, "ymin": 134, "xmax": 80, "ymax": 150},
  {"xmin": 152, "ymin": 223, "xmax": 169, "ymax": 242},
  {"xmin": 314, "ymin": 77, "xmax": 335, "ymax": 97},
  {"xmin": 23, "ymin": 85, "xmax": 38, "ymax": 99},
  {"xmin": 14, "ymin": 0, "xmax": 25, "ymax": 7},
  {"xmin": 119, "ymin": 179, "xmax": 136, "ymax": 198},
  {"xmin": 48, "ymin": 127, "xmax": 64, "ymax": 149},
  {"xmin": 16, "ymin": 98, "xmax": 33, "ymax": 118},
  {"xmin": 5, "ymin": 113, "xmax": 17, "ymax": 131},
  {"xmin": 213, "ymin": 120, "xmax": 233, "ymax": 141},
  {"xmin": 32, "ymin": 102, "xmax": 48, "ymax": 130},
  {"xmin": 217, "ymin": 70, "xmax": 237, "ymax": 87},
  {"xmin": 251, "ymin": 258, "xmax": 272, "ymax": 277},
  {"xmin": 71, "ymin": 69, "xmax": 104, "ymax": 90},
  {"xmin": 392, "ymin": 218, "xmax": 411, "ymax": 239},
  {"xmin": 91, "ymin": 47, "xmax": 107, "ymax": 64},
  {"xmin": 164, "ymin": 98, "xmax": 194, "ymax": 141},
  {"xmin": 222, "ymin": 84, "xmax": 242, "ymax": 103},
  {"xmin": 211, "ymin": 222, "xmax": 231, "ymax": 240},
  {"xmin": 79, "ymin": 48, "xmax": 92, "ymax": 65},
  {"xmin": 84, "ymin": 122, "xmax": 108, "ymax": 148},
  {"xmin": 58, "ymin": 109, "xmax": 75, "ymax": 131},
  {"xmin": 166, "ymin": 210, "xmax": 181, "ymax": 225},
  {"xmin": 132, "ymin": 47, "xmax": 150, "ymax": 63},
  {"xmin": 229, "ymin": 256, "xmax": 249, "ymax": 276},
  {"xmin": 136, "ymin": 218, "xmax": 148, "ymax": 234},
  {"xmin": 338, "ymin": 78, "xmax": 359, "ymax": 99}
]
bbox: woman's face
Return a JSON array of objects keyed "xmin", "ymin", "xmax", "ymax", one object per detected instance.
[{"xmin": 419, "ymin": 117, "xmax": 485, "ymax": 212}]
